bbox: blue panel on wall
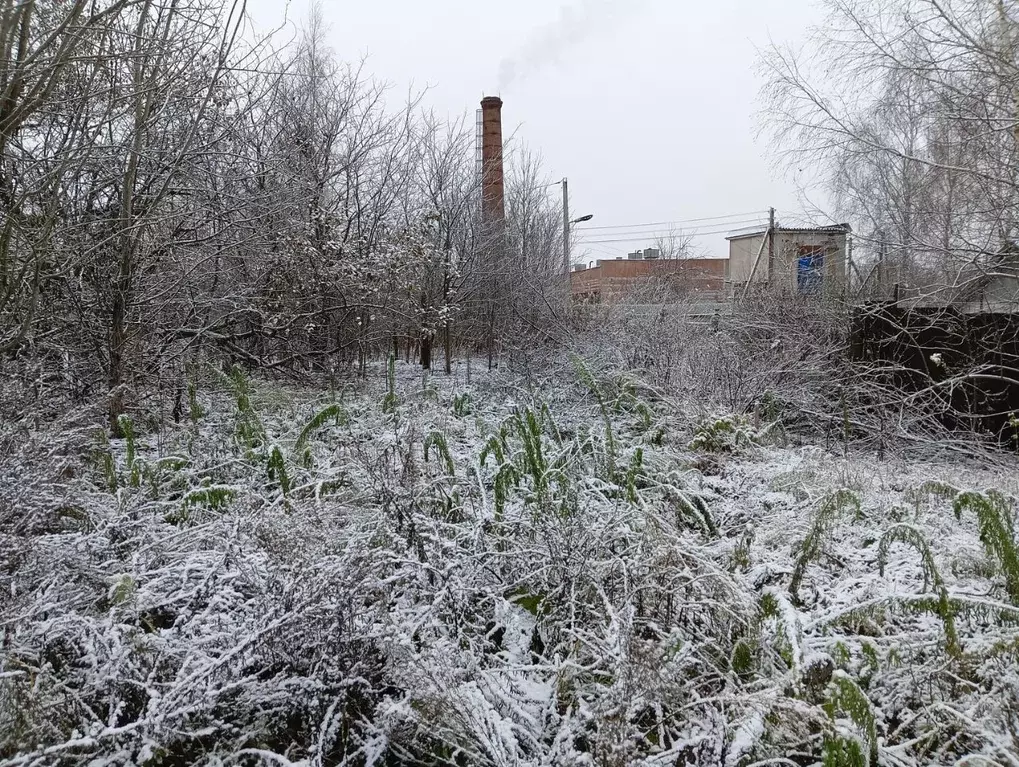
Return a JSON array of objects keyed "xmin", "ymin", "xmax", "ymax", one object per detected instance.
[{"xmin": 798, "ymin": 252, "xmax": 824, "ymax": 293}]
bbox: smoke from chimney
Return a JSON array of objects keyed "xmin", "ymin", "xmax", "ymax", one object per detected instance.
[
  {"xmin": 497, "ymin": 0, "xmax": 646, "ymax": 92},
  {"xmin": 480, "ymin": 96, "xmax": 505, "ymax": 223}
]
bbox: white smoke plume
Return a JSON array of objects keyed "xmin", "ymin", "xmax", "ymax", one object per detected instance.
[{"xmin": 496, "ymin": 0, "xmax": 643, "ymax": 92}]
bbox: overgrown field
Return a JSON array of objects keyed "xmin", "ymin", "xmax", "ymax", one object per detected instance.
[{"xmin": 1, "ymin": 357, "xmax": 1018, "ymax": 766}]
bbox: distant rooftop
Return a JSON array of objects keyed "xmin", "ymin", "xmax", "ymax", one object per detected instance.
[{"xmin": 726, "ymin": 223, "xmax": 852, "ymax": 241}]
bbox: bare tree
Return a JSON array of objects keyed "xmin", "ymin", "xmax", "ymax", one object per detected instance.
[
  {"xmin": 761, "ymin": 0, "xmax": 1019, "ymax": 299},
  {"xmin": 0, "ymin": 1, "xmax": 155, "ymax": 354},
  {"xmin": 0, "ymin": 0, "xmax": 249, "ymax": 431},
  {"xmin": 412, "ymin": 112, "xmax": 479, "ymax": 371},
  {"xmin": 104, "ymin": 0, "xmax": 248, "ymax": 431},
  {"xmin": 501, "ymin": 146, "xmax": 569, "ymax": 348},
  {"xmin": 651, "ymin": 227, "xmax": 700, "ymax": 261},
  {"xmin": 760, "ymin": 0, "xmax": 1019, "ymax": 444},
  {"xmin": 0, "ymin": 0, "xmax": 581, "ymax": 422}
]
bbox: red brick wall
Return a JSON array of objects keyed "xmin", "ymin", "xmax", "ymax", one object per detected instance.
[{"xmin": 571, "ymin": 258, "xmax": 727, "ymax": 303}]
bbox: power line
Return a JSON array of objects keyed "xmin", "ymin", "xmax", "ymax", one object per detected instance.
[
  {"xmin": 573, "ymin": 221, "xmax": 768, "ymax": 243},
  {"xmin": 578, "ymin": 245, "xmax": 624, "ymax": 260},
  {"xmin": 574, "ymin": 210, "xmax": 768, "ymax": 232},
  {"xmin": 577, "ymin": 222, "xmax": 766, "ymax": 245},
  {"xmin": 584, "ymin": 217, "xmax": 765, "ymax": 231},
  {"xmin": 575, "ymin": 222, "xmax": 767, "ymax": 240},
  {"xmin": 577, "ymin": 215, "xmax": 767, "ymax": 234},
  {"xmin": 575, "ymin": 219, "xmax": 764, "ymax": 237},
  {"xmin": 578, "ymin": 228, "xmax": 762, "ymax": 243},
  {"xmin": 580, "ymin": 234, "xmax": 754, "ymax": 245}
]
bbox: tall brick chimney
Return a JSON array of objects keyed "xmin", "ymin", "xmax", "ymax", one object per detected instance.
[{"xmin": 480, "ymin": 96, "xmax": 505, "ymax": 223}]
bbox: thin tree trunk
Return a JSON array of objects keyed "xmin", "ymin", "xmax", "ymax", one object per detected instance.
[
  {"xmin": 110, "ymin": 3, "xmax": 153, "ymax": 434},
  {"xmin": 420, "ymin": 333, "xmax": 432, "ymax": 370},
  {"xmin": 443, "ymin": 323, "xmax": 451, "ymax": 374},
  {"xmin": 487, "ymin": 306, "xmax": 495, "ymax": 371}
]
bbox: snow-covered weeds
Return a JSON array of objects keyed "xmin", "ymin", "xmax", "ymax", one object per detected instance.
[{"xmin": 1, "ymin": 359, "xmax": 1018, "ymax": 765}]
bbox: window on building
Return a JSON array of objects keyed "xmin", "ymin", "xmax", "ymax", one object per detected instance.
[{"xmin": 797, "ymin": 246, "xmax": 825, "ymax": 293}]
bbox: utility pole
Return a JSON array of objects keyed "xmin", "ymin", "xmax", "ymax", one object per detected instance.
[
  {"xmin": 847, "ymin": 233, "xmax": 854, "ymax": 294},
  {"xmin": 766, "ymin": 207, "xmax": 776, "ymax": 285},
  {"xmin": 562, "ymin": 177, "xmax": 570, "ymax": 277}
]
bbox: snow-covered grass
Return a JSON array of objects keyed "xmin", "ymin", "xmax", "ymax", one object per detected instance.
[{"xmin": 1, "ymin": 357, "xmax": 1018, "ymax": 766}]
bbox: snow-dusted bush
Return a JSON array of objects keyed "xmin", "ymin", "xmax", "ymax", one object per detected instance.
[{"xmin": 690, "ymin": 414, "xmax": 761, "ymax": 455}]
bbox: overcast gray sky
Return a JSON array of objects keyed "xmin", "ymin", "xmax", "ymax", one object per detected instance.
[{"xmin": 247, "ymin": 0, "xmax": 824, "ymax": 262}]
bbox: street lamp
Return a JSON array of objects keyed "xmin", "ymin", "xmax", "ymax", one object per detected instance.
[
  {"xmin": 566, "ymin": 214, "xmax": 593, "ymax": 275},
  {"xmin": 562, "ymin": 177, "xmax": 594, "ymax": 276}
]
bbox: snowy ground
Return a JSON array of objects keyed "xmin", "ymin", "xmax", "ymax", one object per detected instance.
[{"xmin": 1, "ymin": 356, "xmax": 1017, "ymax": 766}]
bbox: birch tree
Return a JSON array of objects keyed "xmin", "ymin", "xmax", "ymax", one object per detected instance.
[{"xmin": 761, "ymin": 0, "xmax": 1019, "ymax": 296}]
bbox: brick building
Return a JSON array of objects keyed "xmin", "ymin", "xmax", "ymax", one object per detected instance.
[{"xmin": 570, "ymin": 255, "xmax": 728, "ymax": 304}]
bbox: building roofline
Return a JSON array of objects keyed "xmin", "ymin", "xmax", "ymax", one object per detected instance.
[
  {"xmin": 581, "ymin": 256, "xmax": 730, "ymax": 267},
  {"xmin": 725, "ymin": 224, "xmax": 852, "ymax": 241}
]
